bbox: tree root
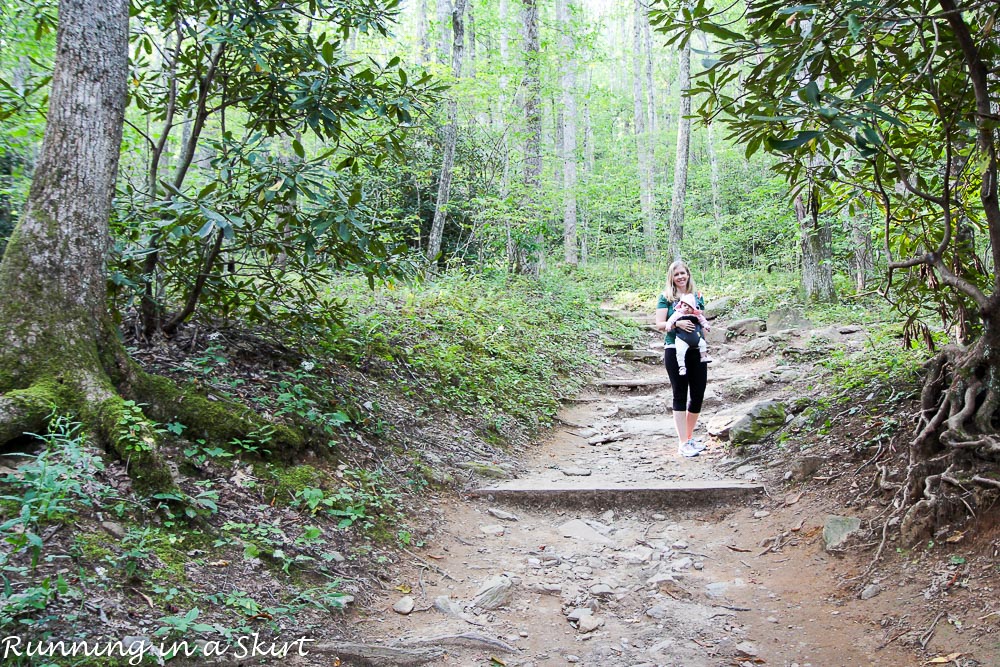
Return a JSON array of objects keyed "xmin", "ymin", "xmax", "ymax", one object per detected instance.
[{"xmin": 0, "ymin": 383, "xmax": 60, "ymax": 444}]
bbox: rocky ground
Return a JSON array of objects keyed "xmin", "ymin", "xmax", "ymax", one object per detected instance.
[{"xmin": 346, "ymin": 307, "xmax": 999, "ymax": 667}]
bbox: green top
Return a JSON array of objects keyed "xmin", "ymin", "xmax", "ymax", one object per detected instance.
[{"xmin": 656, "ymin": 292, "xmax": 705, "ymax": 347}]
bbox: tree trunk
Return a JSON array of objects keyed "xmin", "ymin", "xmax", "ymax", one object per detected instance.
[
  {"xmin": 795, "ymin": 188, "xmax": 836, "ymax": 302},
  {"xmin": 520, "ymin": 0, "xmax": 542, "ymax": 276},
  {"xmin": 667, "ymin": 38, "xmax": 691, "ymax": 260},
  {"xmin": 559, "ymin": 0, "xmax": 578, "ymax": 267},
  {"xmin": 426, "ymin": 0, "xmax": 467, "ymax": 265},
  {"xmin": 417, "ymin": 0, "xmax": 431, "ymax": 63},
  {"xmin": 632, "ymin": 0, "xmax": 656, "ymax": 261},
  {"xmin": 642, "ymin": 2, "xmax": 658, "ymax": 135},
  {"xmin": 580, "ymin": 69, "xmax": 594, "ymax": 266},
  {"xmin": 0, "ymin": 0, "xmax": 302, "ymax": 494},
  {"xmin": 436, "ymin": 0, "xmax": 453, "ymax": 64}
]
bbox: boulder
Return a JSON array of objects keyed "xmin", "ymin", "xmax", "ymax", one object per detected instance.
[
  {"xmin": 742, "ymin": 337, "xmax": 776, "ymax": 358},
  {"xmin": 725, "ymin": 318, "xmax": 766, "ymax": 338},
  {"xmin": 470, "ymin": 574, "xmax": 515, "ymax": 611},
  {"xmin": 823, "ymin": 515, "xmax": 862, "ymax": 552},
  {"xmin": 455, "ymin": 461, "xmax": 511, "ymax": 479},
  {"xmin": 704, "ymin": 296, "xmax": 735, "ymax": 320},
  {"xmin": 719, "ymin": 375, "xmax": 767, "ymax": 399},
  {"xmin": 729, "ymin": 400, "xmax": 787, "ymax": 446},
  {"xmin": 790, "ymin": 455, "xmax": 826, "ymax": 480},
  {"xmin": 766, "ymin": 306, "xmax": 813, "ymax": 331}
]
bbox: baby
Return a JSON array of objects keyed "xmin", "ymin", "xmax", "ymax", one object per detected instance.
[{"xmin": 665, "ymin": 293, "xmax": 713, "ymax": 375}]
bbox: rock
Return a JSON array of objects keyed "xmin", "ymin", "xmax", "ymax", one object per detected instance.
[
  {"xmin": 433, "ymin": 595, "xmax": 466, "ymax": 618},
  {"xmin": 480, "ymin": 524, "xmax": 506, "ymax": 536},
  {"xmin": 561, "ymin": 467, "xmax": 592, "ymax": 477},
  {"xmin": 753, "ymin": 510, "xmax": 771, "ymax": 519},
  {"xmin": 600, "ymin": 510, "xmax": 615, "ymax": 523},
  {"xmin": 742, "ymin": 337, "xmax": 776, "ymax": 357},
  {"xmin": 790, "ymin": 455, "xmax": 826, "ymax": 480},
  {"xmin": 719, "ymin": 375, "xmax": 768, "ymax": 399},
  {"xmin": 529, "ymin": 583, "xmax": 562, "ymax": 595},
  {"xmin": 735, "ymin": 642, "xmax": 759, "ymax": 658},
  {"xmin": 623, "ymin": 546, "xmax": 654, "ymax": 564},
  {"xmin": 566, "ymin": 607, "xmax": 593, "ymax": 621},
  {"xmin": 488, "ymin": 508, "xmax": 519, "ymax": 521},
  {"xmin": 589, "ymin": 583, "xmax": 614, "ymax": 597},
  {"xmin": 671, "ymin": 540, "xmax": 688, "ymax": 550},
  {"xmin": 455, "ymin": 461, "xmax": 511, "ymax": 479},
  {"xmin": 860, "ymin": 584, "xmax": 881, "ymax": 600},
  {"xmin": 471, "ymin": 574, "xmax": 515, "ymax": 611},
  {"xmin": 101, "ymin": 521, "xmax": 126, "ymax": 539},
  {"xmin": 839, "ymin": 325, "xmax": 862, "ymax": 334},
  {"xmin": 766, "ymin": 306, "xmax": 813, "ymax": 332},
  {"xmin": 725, "ymin": 318, "xmax": 766, "ymax": 338},
  {"xmin": 704, "ymin": 297, "xmax": 735, "ymax": 320},
  {"xmin": 559, "ymin": 519, "xmax": 614, "ymax": 545},
  {"xmin": 577, "ymin": 615, "xmax": 604, "ymax": 633},
  {"xmin": 393, "ymin": 596, "xmax": 415, "ymax": 615},
  {"xmin": 671, "ymin": 557, "xmax": 693, "ymax": 571},
  {"xmin": 729, "ymin": 400, "xmax": 787, "ymax": 446},
  {"xmin": 565, "ymin": 655, "xmax": 580, "ymax": 663},
  {"xmin": 823, "ymin": 515, "xmax": 862, "ymax": 552}
]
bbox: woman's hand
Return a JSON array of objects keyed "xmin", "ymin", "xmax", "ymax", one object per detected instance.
[{"xmin": 675, "ymin": 319, "xmax": 695, "ymax": 332}]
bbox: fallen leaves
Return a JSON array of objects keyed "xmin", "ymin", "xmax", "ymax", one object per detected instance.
[{"xmin": 923, "ymin": 653, "xmax": 962, "ymax": 665}]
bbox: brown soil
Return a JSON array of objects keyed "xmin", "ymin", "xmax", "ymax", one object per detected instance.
[{"xmin": 354, "ymin": 319, "xmax": 1000, "ymax": 667}]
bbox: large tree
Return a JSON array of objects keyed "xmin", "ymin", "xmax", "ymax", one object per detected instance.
[
  {"xmin": 656, "ymin": 0, "xmax": 1000, "ymax": 543},
  {"xmin": 0, "ymin": 0, "xmax": 300, "ymax": 494}
]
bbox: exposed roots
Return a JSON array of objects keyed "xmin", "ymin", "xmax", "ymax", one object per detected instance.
[
  {"xmin": 896, "ymin": 340, "xmax": 1000, "ymax": 545},
  {"xmin": 0, "ymin": 329, "xmax": 305, "ymax": 496}
]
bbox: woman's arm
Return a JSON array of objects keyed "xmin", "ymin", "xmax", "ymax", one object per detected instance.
[{"xmin": 655, "ymin": 307, "xmax": 670, "ymax": 332}]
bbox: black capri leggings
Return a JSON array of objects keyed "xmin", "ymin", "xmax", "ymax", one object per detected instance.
[{"xmin": 664, "ymin": 347, "xmax": 707, "ymax": 413}]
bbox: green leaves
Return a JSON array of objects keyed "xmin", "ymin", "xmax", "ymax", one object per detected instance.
[{"xmin": 766, "ymin": 130, "xmax": 823, "ymax": 152}]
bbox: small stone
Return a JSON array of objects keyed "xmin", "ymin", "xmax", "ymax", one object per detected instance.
[
  {"xmin": 566, "ymin": 607, "xmax": 593, "ymax": 621},
  {"xmin": 753, "ymin": 510, "xmax": 771, "ymax": 519},
  {"xmin": 671, "ymin": 540, "xmax": 689, "ymax": 550},
  {"xmin": 577, "ymin": 615, "xmax": 604, "ymax": 633},
  {"xmin": 693, "ymin": 561, "xmax": 704, "ymax": 570},
  {"xmin": 565, "ymin": 655, "xmax": 580, "ymax": 663},
  {"xmin": 519, "ymin": 631, "xmax": 528, "ymax": 638},
  {"xmin": 488, "ymin": 508, "xmax": 520, "ymax": 521},
  {"xmin": 652, "ymin": 513, "xmax": 666, "ymax": 521},
  {"xmin": 860, "ymin": 584, "xmax": 881, "ymax": 600},
  {"xmin": 393, "ymin": 596, "xmax": 415, "ymax": 615},
  {"xmin": 561, "ymin": 467, "xmax": 592, "ymax": 477},
  {"xmin": 590, "ymin": 583, "xmax": 614, "ymax": 597},
  {"xmin": 766, "ymin": 616, "xmax": 778, "ymax": 623},
  {"xmin": 101, "ymin": 521, "xmax": 126, "ymax": 539},
  {"xmin": 671, "ymin": 557, "xmax": 693, "ymax": 571},
  {"xmin": 480, "ymin": 524, "xmax": 506, "ymax": 536}
]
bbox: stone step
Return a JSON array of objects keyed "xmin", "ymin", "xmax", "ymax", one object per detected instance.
[
  {"xmin": 596, "ymin": 378, "xmax": 670, "ymax": 389},
  {"xmin": 470, "ymin": 480, "xmax": 764, "ymax": 509},
  {"xmin": 615, "ymin": 349, "xmax": 662, "ymax": 364}
]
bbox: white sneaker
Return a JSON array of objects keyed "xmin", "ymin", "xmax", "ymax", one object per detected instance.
[
  {"xmin": 691, "ymin": 438, "xmax": 707, "ymax": 452},
  {"xmin": 679, "ymin": 440, "xmax": 700, "ymax": 457}
]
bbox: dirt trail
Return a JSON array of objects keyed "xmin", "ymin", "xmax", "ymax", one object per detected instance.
[{"xmin": 355, "ymin": 317, "xmax": 921, "ymax": 667}]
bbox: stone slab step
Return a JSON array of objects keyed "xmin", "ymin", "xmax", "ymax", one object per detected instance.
[
  {"xmin": 596, "ymin": 378, "xmax": 670, "ymax": 389},
  {"xmin": 470, "ymin": 480, "xmax": 763, "ymax": 509}
]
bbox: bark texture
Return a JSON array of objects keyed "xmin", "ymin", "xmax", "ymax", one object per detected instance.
[
  {"xmin": 667, "ymin": 38, "xmax": 691, "ymax": 260},
  {"xmin": 426, "ymin": 0, "xmax": 467, "ymax": 264},
  {"xmin": 559, "ymin": 0, "xmax": 578, "ymax": 267},
  {"xmin": 632, "ymin": 0, "xmax": 656, "ymax": 261}
]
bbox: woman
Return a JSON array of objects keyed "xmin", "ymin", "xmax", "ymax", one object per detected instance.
[{"xmin": 655, "ymin": 260, "xmax": 708, "ymax": 457}]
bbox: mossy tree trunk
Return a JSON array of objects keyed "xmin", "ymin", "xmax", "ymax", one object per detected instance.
[{"xmin": 0, "ymin": 0, "xmax": 303, "ymax": 495}]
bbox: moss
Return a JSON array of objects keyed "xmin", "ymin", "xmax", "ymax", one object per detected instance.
[
  {"xmin": 255, "ymin": 462, "xmax": 324, "ymax": 504},
  {"xmin": 90, "ymin": 396, "xmax": 176, "ymax": 496},
  {"xmin": 73, "ymin": 532, "xmax": 116, "ymax": 562},
  {"xmin": 128, "ymin": 370, "xmax": 305, "ymax": 458}
]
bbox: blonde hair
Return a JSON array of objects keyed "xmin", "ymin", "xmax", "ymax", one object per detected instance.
[{"xmin": 663, "ymin": 260, "xmax": 696, "ymax": 303}]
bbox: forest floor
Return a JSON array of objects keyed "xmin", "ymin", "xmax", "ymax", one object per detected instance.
[{"xmin": 351, "ymin": 310, "xmax": 1000, "ymax": 667}]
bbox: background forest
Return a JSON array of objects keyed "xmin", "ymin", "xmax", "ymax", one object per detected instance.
[{"xmin": 0, "ymin": 0, "xmax": 872, "ymax": 299}]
